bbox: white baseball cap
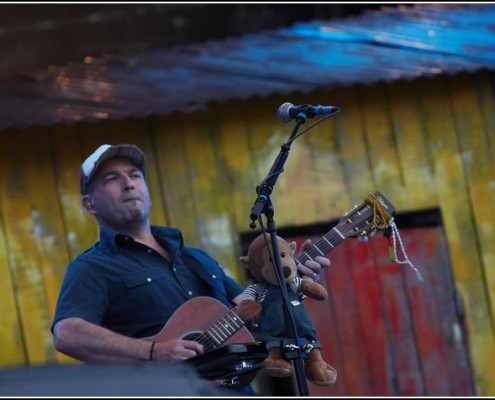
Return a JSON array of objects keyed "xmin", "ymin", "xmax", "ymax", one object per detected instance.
[{"xmin": 79, "ymin": 144, "xmax": 146, "ymax": 195}]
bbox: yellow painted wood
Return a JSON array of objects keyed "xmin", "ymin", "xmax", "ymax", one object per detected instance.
[
  {"xmin": 178, "ymin": 110, "xmax": 240, "ymax": 280},
  {"xmin": 0, "ymin": 159, "xmax": 25, "ymax": 367},
  {"xmin": 0, "ymin": 129, "xmax": 62, "ymax": 365},
  {"xmin": 447, "ymin": 73, "xmax": 495, "ymax": 390},
  {"xmin": 418, "ymin": 75, "xmax": 495, "ymax": 395},
  {"xmin": 150, "ymin": 114, "xmax": 197, "ymax": 244},
  {"xmin": 216, "ymin": 100, "xmax": 259, "ymax": 234},
  {"xmin": 472, "ymin": 71, "xmax": 495, "ymax": 328},
  {"xmin": 357, "ymin": 83, "xmax": 408, "ymax": 209},
  {"xmin": 386, "ymin": 79, "xmax": 438, "ymax": 210},
  {"xmin": 331, "ymin": 85, "xmax": 375, "ymax": 203},
  {"xmin": 51, "ymin": 124, "xmax": 96, "ymax": 261},
  {"xmin": 448, "ymin": 74, "xmax": 495, "ymax": 247},
  {"xmin": 474, "ymin": 71, "xmax": 495, "ymax": 167},
  {"xmin": 215, "ymin": 100, "xmax": 260, "ymax": 282},
  {"xmin": 299, "ymin": 89, "xmax": 350, "ymax": 221},
  {"xmin": 272, "ymin": 92, "xmax": 322, "ymax": 226}
]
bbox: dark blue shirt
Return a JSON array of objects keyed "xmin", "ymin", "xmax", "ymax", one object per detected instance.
[{"xmin": 52, "ymin": 225, "xmax": 243, "ymax": 338}]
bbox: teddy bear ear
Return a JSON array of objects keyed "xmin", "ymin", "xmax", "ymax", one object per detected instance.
[
  {"xmin": 289, "ymin": 241, "xmax": 297, "ymax": 254},
  {"xmin": 239, "ymin": 255, "xmax": 250, "ymax": 267}
]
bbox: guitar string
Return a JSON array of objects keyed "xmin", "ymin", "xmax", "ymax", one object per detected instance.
[
  {"xmin": 194, "ymin": 306, "xmax": 242, "ymax": 350},
  {"xmin": 196, "ymin": 317, "xmax": 230, "ymax": 348},
  {"xmin": 298, "ymin": 233, "xmax": 340, "ymax": 264},
  {"xmin": 298, "ymin": 208, "xmax": 381, "ymax": 263},
  {"xmin": 298, "ymin": 230, "xmax": 346, "ymax": 263}
]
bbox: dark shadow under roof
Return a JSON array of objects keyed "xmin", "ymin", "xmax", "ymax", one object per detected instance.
[{"xmin": 1, "ymin": 3, "xmax": 495, "ymax": 131}]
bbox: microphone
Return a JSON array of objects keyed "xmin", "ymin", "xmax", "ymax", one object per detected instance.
[{"xmin": 277, "ymin": 102, "xmax": 340, "ymax": 123}]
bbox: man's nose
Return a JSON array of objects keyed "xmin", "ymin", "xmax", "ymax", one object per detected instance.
[{"xmin": 122, "ymin": 176, "xmax": 135, "ymax": 191}]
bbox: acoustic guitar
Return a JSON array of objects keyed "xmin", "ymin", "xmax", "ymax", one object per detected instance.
[{"xmin": 146, "ymin": 192, "xmax": 395, "ymax": 381}]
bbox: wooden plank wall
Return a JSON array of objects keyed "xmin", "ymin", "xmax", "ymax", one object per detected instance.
[
  {"xmin": 0, "ymin": 70, "xmax": 493, "ymax": 394},
  {"xmin": 296, "ymin": 225, "xmax": 475, "ymax": 396}
]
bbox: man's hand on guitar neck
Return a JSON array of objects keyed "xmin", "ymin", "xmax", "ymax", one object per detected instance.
[
  {"xmin": 297, "ymin": 239, "xmax": 331, "ymax": 282},
  {"xmin": 151, "ymin": 339, "xmax": 204, "ymax": 362}
]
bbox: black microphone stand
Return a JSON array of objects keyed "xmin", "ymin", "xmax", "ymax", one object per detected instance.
[{"xmin": 249, "ymin": 113, "xmax": 310, "ymax": 397}]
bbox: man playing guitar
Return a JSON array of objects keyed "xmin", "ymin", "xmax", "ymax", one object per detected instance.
[{"xmin": 51, "ymin": 143, "xmax": 331, "ymax": 392}]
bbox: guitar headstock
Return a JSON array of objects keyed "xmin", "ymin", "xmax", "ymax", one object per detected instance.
[{"xmin": 337, "ymin": 192, "xmax": 395, "ymax": 240}]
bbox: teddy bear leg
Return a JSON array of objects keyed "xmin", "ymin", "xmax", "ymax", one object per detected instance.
[
  {"xmin": 262, "ymin": 348, "xmax": 294, "ymax": 378},
  {"xmin": 304, "ymin": 348, "xmax": 337, "ymax": 386}
]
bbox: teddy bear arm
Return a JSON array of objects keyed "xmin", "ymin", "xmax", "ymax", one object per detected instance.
[
  {"xmin": 237, "ymin": 299, "xmax": 262, "ymax": 321},
  {"xmin": 300, "ymin": 277, "xmax": 328, "ymax": 301}
]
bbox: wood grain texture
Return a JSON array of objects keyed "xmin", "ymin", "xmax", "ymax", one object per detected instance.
[
  {"xmin": 419, "ymin": 75, "xmax": 495, "ymax": 395},
  {"xmin": 0, "ymin": 129, "xmax": 64, "ymax": 365}
]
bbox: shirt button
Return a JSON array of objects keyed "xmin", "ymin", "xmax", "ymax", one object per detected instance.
[
  {"xmin": 211, "ymin": 274, "xmax": 216, "ymax": 279},
  {"xmin": 147, "ymin": 249, "xmax": 152, "ymax": 254},
  {"xmin": 188, "ymin": 291, "xmax": 193, "ymax": 296},
  {"xmin": 173, "ymin": 267, "xmax": 177, "ymax": 272},
  {"xmin": 147, "ymin": 278, "xmax": 152, "ymax": 282}
]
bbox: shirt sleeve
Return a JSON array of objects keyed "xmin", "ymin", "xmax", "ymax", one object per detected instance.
[{"xmin": 51, "ymin": 258, "xmax": 108, "ymax": 332}]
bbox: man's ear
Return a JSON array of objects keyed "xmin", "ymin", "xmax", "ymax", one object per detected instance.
[{"xmin": 82, "ymin": 195, "xmax": 96, "ymax": 214}]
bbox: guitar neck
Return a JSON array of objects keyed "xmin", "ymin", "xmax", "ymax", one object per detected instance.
[
  {"xmin": 194, "ymin": 305, "xmax": 245, "ymax": 350},
  {"xmin": 296, "ymin": 224, "xmax": 346, "ymax": 265}
]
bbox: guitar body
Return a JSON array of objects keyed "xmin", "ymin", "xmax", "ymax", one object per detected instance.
[
  {"xmin": 146, "ymin": 296, "xmax": 255, "ymax": 345},
  {"xmin": 144, "ymin": 297, "xmax": 262, "ymax": 388}
]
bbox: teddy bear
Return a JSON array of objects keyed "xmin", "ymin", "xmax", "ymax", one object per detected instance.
[{"xmin": 236, "ymin": 232, "xmax": 337, "ymax": 386}]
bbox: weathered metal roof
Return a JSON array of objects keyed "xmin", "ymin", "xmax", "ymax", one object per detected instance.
[{"xmin": 1, "ymin": 3, "xmax": 495, "ymax": 131}]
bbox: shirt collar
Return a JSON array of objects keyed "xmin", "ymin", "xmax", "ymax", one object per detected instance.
[{"xmin": 98, "ymin": 225, "xmax": 184, "ymax": 255}]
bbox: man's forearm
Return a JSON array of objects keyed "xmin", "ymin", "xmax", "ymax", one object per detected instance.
[{"xmin": 53, "ymin": 317, "xmax": 152, "ymax": 363}]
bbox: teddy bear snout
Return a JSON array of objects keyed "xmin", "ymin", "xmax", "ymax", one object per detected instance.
[{"xmin": 283, "ymin": 266, "xmax": 292, "ymax": 278}]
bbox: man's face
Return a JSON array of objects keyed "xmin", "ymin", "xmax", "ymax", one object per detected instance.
[{"xmin": 86, "ymin": 158, "xmax": 151, "ymax": 228}]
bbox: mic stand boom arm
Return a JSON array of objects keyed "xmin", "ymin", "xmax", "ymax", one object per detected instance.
[
  {"xmin": 249, "ymin": 115, "xmax": 310, "ymax": 396},
  {"xmin": 249, "ymin": 113, "xmax": 307, "ymax": 226}
]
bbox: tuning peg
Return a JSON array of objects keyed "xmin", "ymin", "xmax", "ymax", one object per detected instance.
[{"xmin": 358, "ymin": 234, "xmax": 369, "ymax": 242}]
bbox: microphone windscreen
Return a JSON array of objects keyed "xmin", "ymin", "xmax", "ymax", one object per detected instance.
[{"xmin": 277, "ymin": 102, "xmax": 294, "ymax": 123}]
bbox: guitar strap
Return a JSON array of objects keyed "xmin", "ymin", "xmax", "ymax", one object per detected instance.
[{"xmin": 180, "ymin": 248, "xmax": 232, "ymax": 307}]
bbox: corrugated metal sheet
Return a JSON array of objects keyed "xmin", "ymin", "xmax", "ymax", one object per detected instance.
[{"xmin": 1, "ymin": 3, "xmax": 494, "ymax": 131}]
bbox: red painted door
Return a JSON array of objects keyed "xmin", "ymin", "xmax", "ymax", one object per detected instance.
[{"xmin": 287, "ymin": 225, "xmax": 475, "ymax": 396}]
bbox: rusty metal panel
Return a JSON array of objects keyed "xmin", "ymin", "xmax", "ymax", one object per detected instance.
[{"xmin": 0, "ymin": 4, "xmax": 494, "ymax": 131}]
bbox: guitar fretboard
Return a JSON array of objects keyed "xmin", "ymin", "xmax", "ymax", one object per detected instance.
[
  {"xmin": 194, "ymin": 306, "xmax": 244, "ymax": 351},
  {"xmin": 296, "ymin": 225, "xmax": 347, "ymax": 265}
]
